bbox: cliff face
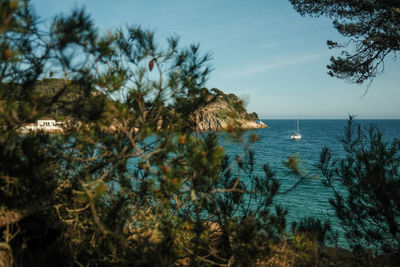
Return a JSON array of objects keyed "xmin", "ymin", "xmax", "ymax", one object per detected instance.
[{"xmin": 190, "ymin": 89, "xmax": 267, "ymax": 131}]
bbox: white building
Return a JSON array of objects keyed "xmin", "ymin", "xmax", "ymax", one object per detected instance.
[
  {"xmin": 37, "ymin": 118, "xmax": 57, "ymax": 127},
  {"xmin": 21, "ymin": 117, "xmax": 64, "ymax": 133}
]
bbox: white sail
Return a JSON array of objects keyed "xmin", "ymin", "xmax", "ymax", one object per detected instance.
[{"xmin": 290, "ymin": 115, "xmax": 302, "ymax": 139}]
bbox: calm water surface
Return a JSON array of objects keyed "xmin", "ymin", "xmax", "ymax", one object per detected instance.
[{"xmin": 221, "ymin": 119, "xmax": 400, "ymax": 247}]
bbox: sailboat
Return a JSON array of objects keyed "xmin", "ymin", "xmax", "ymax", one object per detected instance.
[{"xmin": 290, "ymin": 115, "xmax": 302, "ymax": 140}]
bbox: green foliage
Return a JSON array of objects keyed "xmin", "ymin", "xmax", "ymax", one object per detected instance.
[
  {"xmin": 9, "ymin": 1, "xmax": 399, "ymax": 266},
  {"xmin": 246, "ymin": 112, "xmax": 259, "ymax": 121},
  {"xmin": 209, "ymin": 88, "xmax": 252, "ymax": 118},
  {"xmin": 319, "ymin": 117, "xmax": 400, "ymax": 261},
  {"xmin": 292, "ymin": 216, "xmax": 334, "ymax": 245},
  {"xmin": 0, "ymin": 1, "xmax": 288, "ymax": 266},
  {"xmin": 290, "ymin": 0, "xmax": 400, "ymax": 84}
]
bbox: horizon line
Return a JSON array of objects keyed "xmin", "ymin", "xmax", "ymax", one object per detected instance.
[{"xmin": 260, "ymin": 117, "xmax": 400, "ymax": 120}]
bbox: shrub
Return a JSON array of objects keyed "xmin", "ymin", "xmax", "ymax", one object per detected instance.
[
  {"xmin": 0, "ymin": 2, "xmax": 289, "ymax": 266},
  {"xmin": 292, "ymin": 216, "xmax": 333, "ymax": 245},
  {"xmin": 319, "ymin": 117, "xmax": 400, "ymax": 262}
]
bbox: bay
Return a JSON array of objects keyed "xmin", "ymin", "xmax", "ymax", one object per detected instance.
[{"xmin": 221, "ymin": 119, "xmax": 400, "ymax": 247}]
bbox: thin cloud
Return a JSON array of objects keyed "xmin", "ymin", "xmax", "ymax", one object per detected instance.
[{"xmin": 224, "ymin": 52, "xmax": 327, "ymax": 78}]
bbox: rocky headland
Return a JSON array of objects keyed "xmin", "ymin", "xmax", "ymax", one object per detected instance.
[
  {"xmin": 190, "ymin": 88, "xmax": 267, "ymax": 131},
  {"xmin": 14, "ymin": 79, "xmax": 267, "ymax": 133}
]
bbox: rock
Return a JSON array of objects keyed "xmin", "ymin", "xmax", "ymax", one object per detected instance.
[{"xmin": 190, "ymin": 90, "xmax": 268, "ymax": 131}]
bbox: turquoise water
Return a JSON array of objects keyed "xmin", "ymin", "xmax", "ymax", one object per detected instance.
[{"xmin": 221, "ymin": 119, "xmax": 400, "ymax": 247}]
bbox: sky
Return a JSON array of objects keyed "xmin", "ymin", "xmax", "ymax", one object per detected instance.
[{"xmin": 31, "ymin": 0, "xmax": 400, "ymax": 119}]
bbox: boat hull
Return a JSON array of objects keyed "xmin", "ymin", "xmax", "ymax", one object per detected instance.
[{"xmin": 290, "ymin": 133, "xmax": 302, "ymax": 139}]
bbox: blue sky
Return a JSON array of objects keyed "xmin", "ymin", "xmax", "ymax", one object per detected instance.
[{"xmin": 31, "ymin": 0, "xmax": 400, "ymax": 119}]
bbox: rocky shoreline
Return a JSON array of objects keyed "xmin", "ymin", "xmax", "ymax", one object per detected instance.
[
  {"xmin": 190, "ymin": 89, "xmax": 268, "ymax": 132},
  {"xmin": 192, "ymin": 110, "xmax": 268, "ymax": 132}
]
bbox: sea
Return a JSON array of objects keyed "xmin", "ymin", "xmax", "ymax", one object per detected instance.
[{"xmin": 220, "ymin": 119, "xmax": 400, "ymax": 247}]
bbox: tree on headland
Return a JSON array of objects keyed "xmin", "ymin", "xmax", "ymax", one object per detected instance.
[{"xmin": 290, "ymin": 0, "xmax": 400, "ymax": 84}]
